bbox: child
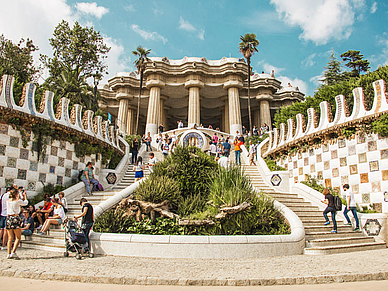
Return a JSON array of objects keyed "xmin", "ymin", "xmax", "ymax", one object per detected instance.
[{"xmin": 133, "ymin": 156, "xmax": 145, "ymax": 182}]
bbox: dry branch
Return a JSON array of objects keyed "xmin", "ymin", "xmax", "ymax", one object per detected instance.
[{"xmin": 215, "ymin": 202, "xmax": 251, "ymax": 219}]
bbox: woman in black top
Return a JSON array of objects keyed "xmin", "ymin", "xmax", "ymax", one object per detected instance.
[
  {"xmin": 321, "ymin": 188, "xmax": 337, "ymax": 233},
  {"xmin": 131, "ymin": 138, "xmax": 139, "ymax": 164},
  {"xmin": 74, "ymin": 198, "xmax": 94, "ymax": 253}
]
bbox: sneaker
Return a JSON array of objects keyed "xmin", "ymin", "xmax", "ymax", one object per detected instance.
[
  {"xmin": 345, "ymin": 222, "xmax": 352, "ymax": 226},
  {"xmin": 324, "ymin": 221, "xmax": 330, "ymax": 225},
  {"xmin": 353, "ymin": 228, "xmax": 360, "ymax": 232},
  {"xmin": 331, "ymin": 230, "xmax": 337, "ymax": 233},
  {"xmin": 7, "ymin": 254, "xmax": 12, "ymax": 259},
  {"xmin": 10, "ymin": 253, "xmax": 20, "ymax": 260},
  {"xmin": 1, "ymin": 246, "xmax": 7, "ymax": 250},
  {"xmin": 36, "ymin": 232, "xmax": 44, "ymax": 235},
  {"xmin": 36, "ymin": 225, "xmax": 43, "ymax": 230}
]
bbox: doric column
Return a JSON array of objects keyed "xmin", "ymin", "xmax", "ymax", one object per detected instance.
[
  {"xmin": 185, "ymin": 78, "xmax": 204, "ymax": 128},
  {"xmin": 224, "ymin": 80, "xmax": 243, "ymax": 135},
  {"xmin": 253, "ymin": 107, "xmax": 260, "ymax": 128},
  {"xmin": 117, "ymin": 98, "xmax": 128, "ymax": 133},
  {"xmin": 221, "ymin": 97, "xmax": 229, "ymax": 133},
  {"xmin": 158, "ymin": 96, "xmax": 167, "ymax": 130},
  {"xmin": 145, "ymin": 79, "xmax": 165, "ymax": 136},
  {"xmin": 126, "ymin": 107, "xmax": 135, "ymax": 135},
  {"xmin": 260, "ymin": 100, "xmax": 272, "ymax": 130}
]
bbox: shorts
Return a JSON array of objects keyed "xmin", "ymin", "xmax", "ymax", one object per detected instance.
[
  {"xmin": 22, "ymin": 229, "xmax": 33, "ymax": 236},
  {"xmin": 56, "ymin": 218, "xmax": 63, "ymax": 225},
  {"xmin": 0, "ymin": 215, "xmax": 6, "ymax": 229},
  {"xmin": 135, "ymin": 171, "xmax": 144, "ymax": 179},
  {"xmin": 6, "ymin": 216, "xmax": 23, "ymax": 229}
]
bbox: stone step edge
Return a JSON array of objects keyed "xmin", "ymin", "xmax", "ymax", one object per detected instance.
[
  {"xmin": 2, "ymin": 266, "xmax": 388, "ymax": 286},
  {"xmin": 304, "ymin": 241, "xmax": 386, "ymax": 251},
  {"xmin": 307, "ymin": 236, "xmax": 375, "ymax": 243}
]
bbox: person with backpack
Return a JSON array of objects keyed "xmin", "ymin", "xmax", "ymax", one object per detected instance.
[
  {"xmin": 343, "ymin": 184, "xmax": 360, "ymax": 231},
  {"xmin": 81, "ymin": 162, "xmax": 100, "ymax": 196},
  {"xmin": 321, "ymin": 188, "xmax": 337, "ymax": 233}
]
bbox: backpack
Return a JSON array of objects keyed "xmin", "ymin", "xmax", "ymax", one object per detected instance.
[
  {"xmin": 334, "ymin": 196, "xmax": 342, "ymax": 211},
  {"xmin": 78, "ymin": 170, "xmax": 84, "ymax": 181}
]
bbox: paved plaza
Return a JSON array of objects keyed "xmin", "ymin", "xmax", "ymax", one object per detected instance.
[{"xmin": 1, "ymin": 248, "xmax": 388, "ymax": 286}]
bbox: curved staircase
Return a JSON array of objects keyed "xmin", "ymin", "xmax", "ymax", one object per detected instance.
[{"xmin": 243, "ymin": 164, "xmax": 386, "ymax": 255}]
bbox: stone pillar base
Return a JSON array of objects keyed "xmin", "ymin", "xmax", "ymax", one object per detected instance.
[
  {"xmin": 145, "ymin": 123, "xmax": 158, "ymax": 136},
  {"xmin": 230, "ymin": 124, "xmax": 242, "ymax": 136}
]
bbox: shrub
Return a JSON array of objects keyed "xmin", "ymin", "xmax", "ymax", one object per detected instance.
[
  {"xmin": 265, "ymin": 158, "xmax": 286, "ymax": 171},
  {"xmin": 244, "ymin": 133, "xmax": 269, "ymax": 150},
  {"xmin": 30, "ymin": 183, "xmax": 67, "ymax": 205}
]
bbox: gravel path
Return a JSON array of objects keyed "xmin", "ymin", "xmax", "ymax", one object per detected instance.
[{"xmin": 1, "ymin": 248, "xmax": 388, "ymax": 286}]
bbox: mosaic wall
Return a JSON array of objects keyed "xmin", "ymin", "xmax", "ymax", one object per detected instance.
[
  {"xmin": 0, "ymin": 123, "xmax": 101, "ymax": 197},
  {"xmin": 278, "ymin": 133, "xmax": 388, "ymax": 211}
]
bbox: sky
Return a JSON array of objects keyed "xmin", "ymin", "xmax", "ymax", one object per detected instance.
[{"xmin": 1, "ymin": 0, "xmax": 388, "ymax": 96}]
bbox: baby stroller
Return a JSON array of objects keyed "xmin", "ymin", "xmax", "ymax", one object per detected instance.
[{"xmin": 63, "ymin": 219, "xmax": 94, "ymax": 259}]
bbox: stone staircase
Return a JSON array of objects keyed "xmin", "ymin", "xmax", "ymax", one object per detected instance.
[{"xmin": 242, "ymin": 164, "xmax": 386, "ymax": 255}]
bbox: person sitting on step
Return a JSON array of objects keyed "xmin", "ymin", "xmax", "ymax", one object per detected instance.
[{"xmin": 37, "ymin": 198, "xmax": 66, "ymax": 235}]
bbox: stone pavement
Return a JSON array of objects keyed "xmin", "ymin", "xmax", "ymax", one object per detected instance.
[{"xmin": 1, "ymin": 248, "xmax": 388, "ymax": 286}]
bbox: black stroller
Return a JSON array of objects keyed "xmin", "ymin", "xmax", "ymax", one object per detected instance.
[{"xmin": 63, "ymin": 219, "xmax": 94, "ymax": 259}]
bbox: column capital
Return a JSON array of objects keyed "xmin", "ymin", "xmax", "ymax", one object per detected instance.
[
  {"xmin": 116, "ymin": 92, "xmax": 132, "ymax": 101},
  {"xmin": 223, "ymin": 80, "xmax": 243, "ymax": 90},
  {"xmin": 146, "ymin": 79, "xmax": 165, "ymax": 89},
  {"xmin": 184, "ymin": 80, "xmax": 204, "ymax": 89}
]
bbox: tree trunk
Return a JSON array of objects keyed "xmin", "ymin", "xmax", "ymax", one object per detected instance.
[
  {"xmin": 135, "ymin": 70, "xmax": 143, "ymax": 135},
  {"xmin": 247, "ymin": 58, "xmax": 252, "ymax": 132},
  {"xmin": 215, "ymin": 202, "xmax": 251, "ymax": 219}
]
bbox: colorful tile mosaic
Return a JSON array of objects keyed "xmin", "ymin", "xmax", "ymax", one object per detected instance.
[
  {"xmin": 338, "ymin": 139, "xmax": 346, "ymax": 148},
  {"xmin": 56, "ymin": 176, "xmax": 63, "ymax": 185},
  {"xmin": 19, "ymin": 148, "xmax": 29, "ymax": 160},
  {"xmin": 341, "ymin": 176, "xmax": 349, "ymax": 184},
  {"xmin": 331, "ymin": 150, "xmax": 338, "ymax": 159},
  {"xmin": 43, "ymin": 155, "xmax": 48, "ymax": 164},
  {"xmin": 316, "ymin": 154, "xmax": 322, "ymax": 163},
  {"xmin": 299, "ymin": 168, "xmax": 303, "ymax": 176},
  {"xmin": 369, "ymin": 161, "xmax": 379, "ymax": 172},
  {"xmin": 72, "ymin": 161, "xmax": 79, "ymax": 170},
  {"xmin": 66, "ymin": 150, "xmax": 72, "ymax": 160},
  {"xmin": 9, "ymin": 136, "xmax": 19, "ymax": 147},
  {"xmin": 0, "ymin": 145, "xmax": 5, "ymax": 155},
  {"xmin": 360, "ymin": 173, "xmax": 369, "ymax": 183},
  {"xmin": 27, "ymin": 181, "xmax": 36, "ymax": 191},
  {"xmin": 310, "ymin": 164, "xmax": 316, "ymax": 173},
  {"xmin": 317, "ymin": 171, "xmax": 323, "ymax": 180},
  {"xmin": 381, "ymin": 149, "xmax": 388, "ymax": 159},
  {"xmin": 0, "ymin": 166, "xmax": 3, "ymax": 176},
  {"xmin": 309, "ymin": 148, "xmax": 314, "ymax": 156},
  {"xmin": 293, "ymin": 161, "xmax": 297, "ymax": 169},
  {"xmin": 58, "ymin": 157, "xmax": 65, "ymax": 167},
  {"xmin": 298, "ymin": 152, "xmax": 302, "ymax": 159},
  {"xmin": 352, "ymin": 184, "xmax": 359, "ymax": 194},
  {"xmin": 357, "ymin": 135, "xmax": 366, "ymax": 144},
  {"xmin": 362, "ymin": 193, "xmax": 370, "ymax": 203},
  {"xmin": 368, "ymin": 141, "xmax": 377, "ymax": 151},
  {"xmin": 340, "ymin": 157, "xmax": 347, "ymax": 167},
  {"xmin": 65, "ymin": 168, "xmax": 71, "ymax": 177},
  {"xmin": 0, "ymin": 124, "xmax": 8, "ymax": 134},
  {"xmin": 29, "ymin": 161, "xmax": 38, "ymax": 171},
  {"xmin": 373, "ymin": 203, "xmax": 382, "ymax": 213},
  {"xmin": 7, "ymin": 157, "xmax": 17, "ymax": 168},
  {"xmin": 294, "ymin": 176, "xmax": 298, "ymax": 183},
  {"xmin": 17, "ymin": 169, "xmax": 27, "ymax": 180},
  {"xmin": 371, "ymin": 181, "xmax": 381, "ymax": 192},
  {"xmin": 49, "ymin": 165, "xmax": 55, "ymax": 174},
  {"xmin": 323, "ymin": 144, "xmax": 329, "ymax": 152},
  {"xmin": 332, "ymin": 168, "xmax": 339, "ymax": 178},
  {"xmin": 382, "ymin": 170, "xmax": 388, "ymax": 181},
  {"xmin": 349, "ymin": 164, "xmax": 358, "ymax": 175},
  {"xmin": 324, "ymin": 161, "xmax": 330, "ymax": 170},
  {"xmin": 38, "ymin": 173, "xmax": 46, "ymax": 182},
  {"xmin": 79, "ymin": 156, "xmax": 85, "ymax": 163},
  {"xmin": 348, "ymin": 145, "xmax": 356, "ymax": 156},
  {"xmin": 325, "ymin": 178, "xmax": 332, "ymax": 188},
  {"xmin": 59, "ymin": 141, "xmax": 66, "ymax": 149},
  {"xmin": 5, "ymin": 178, "xmax": 14, "ymax": 187},
  {"xmin": 358, "ymin": 153, "xmax": 367, "ymax": 163},
  {"xmin": 51, "ymin": 146, "xmax": 58, "ymax": 156}
]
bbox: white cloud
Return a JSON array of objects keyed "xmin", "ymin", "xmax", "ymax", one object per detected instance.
[
  {"xmin": 370, "ymin": 1, "xmax": 377, "ymax": 13},
  {"xmin": 270, "ymin": 0, "xmax": 365, "ymax": 45},
  {"xmin": 377, "ymin": 32, "xmax": 388, "ymax": 66},
  {"xmin": 102, "ymin": 37, "xmax": 131, "ymax": 83},
  {"xmin": 309, "ymin": 75, "xmax": 324, "ymax": 87},
  {"xmin": 240, "ymin": 10, "xmax": 292, "ymax": 34},
  {"xmin": 258, "ymin": 61, "xmax": 285, "ymax": 74},
  {"xmin": 75, "ymin": 2, "xmax": 109, "ymax": 19},
  {"xmin": 301, "ymin": 53, "xmax": 316, "ymax": 68},
  {"xmin": 124, "ymin": 4, "xmax": 136, "ymax": 12},
  {"xmin": 277, "ymin": 76, "xmax": 308, "ymax": 95},
  {"xmin": 131, "ymin": 24, "xmax": 167, "ymax": 44},
  {"xmin": 178, "ymin": 16, "xmax": 205, "ymax": 40}
]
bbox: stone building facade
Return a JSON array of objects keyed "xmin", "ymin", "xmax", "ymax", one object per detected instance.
[{"xmin": 99, "ymin": 57, "xmax": 304, "ymax": 135}]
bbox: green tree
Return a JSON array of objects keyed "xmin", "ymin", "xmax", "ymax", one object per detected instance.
[
  {"xmin": 321, "ymin": 50, "xmax": 343, "ymax": 86},
  {"xmin": 340, "ymin": 50, "xmax": 370, "ymax": 78},
  {"xmin": 0, "ymin": 34, "xmax": 40, "ymax": 102},
  {"xmin": 132, "ymin": 45, "xmax": 151, "ymax": 135},
  {"xmin": 239, "ymin": 33, "xmax": 259, "ymax": 132},
  {"xmin": 41, "ymin": 20, "xmax": 110, "ymax": 109}
]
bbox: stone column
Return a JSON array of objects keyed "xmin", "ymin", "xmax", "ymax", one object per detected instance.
[
  {"xmin": 224, "ymin": 80, "xmax": 243, "ymax": 135},
  {"xmin": 145, "ymin": 79, "xmax": 165, "ymax": 136},
  {"xmin": 253, "ymin": 108, "xmax": 260, "ymax": 128},
  {"xmin": 126, "ymin": 107, "xmax": 134, "ymax": 135},
  {"xmin": 260, "ymin": 100, "xmax": 272, "ymax": 130},
  {"xmin": 185, "ymin": 78, "xmax": 204, "ymax": 128},
  {"xmin": 222, "ymin": 97, "xmax": 230, "ymax": 133},
  {"xmin": 116, "ymin": 95, "xmax": 129, "ymax": 133}
]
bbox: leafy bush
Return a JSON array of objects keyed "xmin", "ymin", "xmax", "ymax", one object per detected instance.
[
  {"xmin": 372, "ymin": 113, "xmax": 388, "ymax": 137},
  {"xmin": 125, "ymin": 134, "xmax": 142, "ymax": 152},
  {"xmin": 244, "ymin": 133, "xmax": 268, "ymax": 150},
  {"xmin": 30, "ymin": 183, "xmax": 67, "ymax": 205},
  {"xmin": 265, "ymin": 158, "xmax": 286, "ymax": 171},
  {"xmin": 134, "ymin": 175, "xmax": 181, "ymax": 210},
  {"xmin": 301, "ymin": 175, "xmax": 344, "ymax": 204}
]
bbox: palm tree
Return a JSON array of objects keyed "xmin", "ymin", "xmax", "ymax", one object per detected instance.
[
  {"xmin": 239, "ymin": 33, "xmax": 259, "ymax": 132},
  {"xmin": 132, "ymin": 45, "xmax": 151, "ymax": 135}
]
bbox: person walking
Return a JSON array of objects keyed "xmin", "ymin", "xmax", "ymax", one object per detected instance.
[
  {"xmin": 74, "ymin": 198, "xmax": 94, "ymax": 253},
  {"xmin": 133, "ymin": 156, "xmax": 145, "ymax": 182},
  {"xmin": 158, "ymin": 123, "xmax": 164, "ymax": 134},
  {"xmin": 233, "ymin": 136, "xmax": 242, "ymax": 165},
  {"xmin": 6, "ymin": 188, "xmax": 28, "ymax": 259},
  {"xmin": 131, "ymin": 137, "xmax": 139, "ymax": 164},
  {"xmin": 248, "ymin": 140, "xmax": 256, "ymax": 166},
  {"xmin": 81, "ymin": 162, "xmax": 99, "ymax": 196},
  {"xmin": 148, "ymin": 152, "xmax": 158, "ymax": 173},
  {"xmin": 222, "ymin": 138, "xmax": 231, "ymax": 157},
  {"xmin": 343, "ymin": 184, "xmax": 360, "ymax": 231},
  {"xmin": 0, "ymin": 187, "xmax": 11, "ymax": 250},
  {"xmin": 321, "ymin": 188, "xmax": 337, "ymax": 233},
  {"xmin": 146, "ymin": 132, "xmax": 152, "ymax": 151}
]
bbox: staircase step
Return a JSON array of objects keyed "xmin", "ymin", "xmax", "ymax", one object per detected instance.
[
  {"xmin": 304, "ymin": 242, "xmax": 386, "ymax": 255},
  {"xmin": 304, "ymin": 225, "xmax": 352, "ymax": 233},
  {"xmin": 306, "ymin": 230, "xmax": 365, "ymax": 240},
  {"xmin": 288, "ymin": 206, "xmax": 320, "ymax": 212},
  {"xmin": 306, "ymin": 236, "xmax": 376, "ymax": 247},
  {"xmin": 21, "ymin": 240, "xmax": 65, "ymax": 252}
]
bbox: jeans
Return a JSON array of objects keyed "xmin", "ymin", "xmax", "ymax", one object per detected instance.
[
  {"xmin": 235, "ymin": 150, "xmax": 241, "ymax": 165},
  {"xmin": 131, "ymin": 151, "xmax": 138, "ymax": 164},
  {"xmin": 224, "ymin": 149, "xmax": 230, "ymax": 157},
  {"xmin": 22, "ymin": 229, "xmax": 32, "ymax": 236},
  {"xmin": 81, "ymin": 222, "xmax": 94, "ymax": 252},
  {"xmin": 323, "ymin": 206, "xmax": 337, "ymax": 231},
  {"xmin": 343, "ymin": 206, "xmax": 359, "ymax": 228},
  {"xmin": 82, "ymin": 178, "xmax": 99, "ymax": 194},
  {"xmin": 146, "ymin": 141, "xmax": 152, "ymax": 151}
]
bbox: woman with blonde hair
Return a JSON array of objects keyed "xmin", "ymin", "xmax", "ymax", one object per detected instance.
[
  {"xmin": 6, "ymin": 188, "xmax": 28, "ymax": 259},
  {"xmin": 321, "ymin": 188, "xmax": 337, "ymax": 233},
  {"xmin": 37, "ymin": 198, "xmax": 66, "ymax": 235}
]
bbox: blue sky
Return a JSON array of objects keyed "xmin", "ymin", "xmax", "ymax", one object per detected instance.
[{"xmin": 1, "ymin": 0, "xmax": 388, "ymax": 96}]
